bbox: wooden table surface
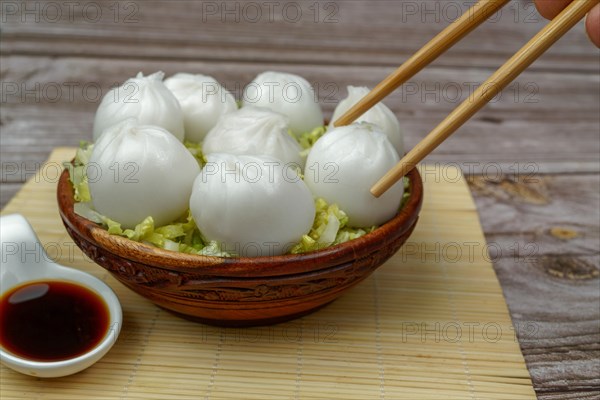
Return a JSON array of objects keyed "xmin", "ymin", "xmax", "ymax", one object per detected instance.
[{"xmin": 1, "ymin": 0, "xmax": 598, "ymax": 398}]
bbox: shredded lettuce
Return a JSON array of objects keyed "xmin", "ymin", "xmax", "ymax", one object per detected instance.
[
  {"xmin": 296, "ymin": 126, "xmax": 327, "ymax": 158},
  {"xmin": 184, "ymin": 140, "xmax": 207, "ymax": 167},
  {"xmin": 63, "ymin": 141, "xmax": 93, "ymax": 203},
  {"xmin": 290, "ymin": 198, "xmax": 376, "ymax": 254},
  {"xmin": 401, "ymin": 176, "xmax": 410, "ymax": 207},
  {"xmin": 74, "ymin": 201, "xmax": 230, "ymax": 256},
  {"xmin": 66, "ymin": 126, "xmax": 410, "ymax": 257},
  {"xmin": 104, "ymin": 211, "xmax": 230, "ymax": 257}
]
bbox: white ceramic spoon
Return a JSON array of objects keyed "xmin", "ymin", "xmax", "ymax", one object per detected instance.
[{"xmin": 0, "ymin": 213, "xmax": 122, "ymax": 378}]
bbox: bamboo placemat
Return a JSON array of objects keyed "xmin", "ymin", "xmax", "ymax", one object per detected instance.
[{"xmin": 1, "ymin": 148, "xmax": 536, "ymax": 399}]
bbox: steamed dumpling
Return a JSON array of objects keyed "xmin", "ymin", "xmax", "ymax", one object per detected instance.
[
  {"xmin": 202, "ymin": 106, "xmax": 304, "ymax": 168},
  {"xmin": 330, "ymin": 86, "xmax": 403, "ymax": 155},
  {"xmin": 190, "ymin": 153, "xmax": 315, "ymax": 257},
  {"xmin": 93, "ymin": 71, "xmax": 184, "ymax": 142},
  {"xmin": 164, "ymin": 73, "xmax": 238, "ymax": 142},
  {"xmin": 305, "ymin": 123, "xmax": 403, "ymax": 227},
  {"xmin": 242, "ymin": 71, "xmax": 323, "ymax": 136},
  {"xmin": 89, "ymin": 119, "xmax": 200, "ymax": 228}
]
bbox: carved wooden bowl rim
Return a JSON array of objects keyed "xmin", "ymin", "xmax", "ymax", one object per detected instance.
[{"xmin": 57, "ymin": 167, "xmax": 423, "ymax": 279}]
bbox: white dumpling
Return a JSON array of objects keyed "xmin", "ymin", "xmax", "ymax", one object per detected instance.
[
  {"xmin": 305, "ymin": 123, "xmax": 403, "ymax": 227},
  {"xmin": 164, "ymin": 73, "xmax": 238, "ymax": 142},
  {"xmin": 329, "ymin": 86, "xmax": 404, "ymax": 155},
  {"xmin": 242, "ymin": 71, "xmax": 323, "ymax": 136},
  {"xmin": 202, "ymin": 106, "xmax": 304, "ymax": 169},
  {"xmin": 93, "ymin": 71, "xmax": 184, "ymax": 142},
  {"xmin": 89, "ymin": 119, "xmax": 200, "ymax": 228},
  {"xmin": 190, "ymin": 153, "xmax": 315, "ymax": 257}
]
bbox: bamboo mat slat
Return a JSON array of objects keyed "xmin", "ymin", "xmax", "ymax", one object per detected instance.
[{"xmin": 0, "ymin": 148, "xmax": 536, "ymax": 399}]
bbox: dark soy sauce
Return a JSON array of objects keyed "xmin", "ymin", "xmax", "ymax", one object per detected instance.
[{"xmin": 0, "ymin": 281, "xmax": 110, "ymax": 362}]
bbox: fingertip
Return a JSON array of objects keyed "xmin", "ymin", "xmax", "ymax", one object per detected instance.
[
  {"xmin": 534, "ymin": 0, "xmax": 573, "ymax": 20},
  {"xmin": 585, "ymin": 4, "xmax": 600, "ymax": 48}
]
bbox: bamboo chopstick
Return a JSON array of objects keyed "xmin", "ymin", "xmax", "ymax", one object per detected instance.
[
  {"xmin": 369, "ymin": 0, "xmax": 598, "ymax": 198},
  {"xmin": 332, "ymin": 0, "xmax": 510, "ymax": 128}
]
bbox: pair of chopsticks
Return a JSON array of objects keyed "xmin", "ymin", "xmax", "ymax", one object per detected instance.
[{"xmin": 333, "ymin": 0, "xmax": 598, "ymax": 197}]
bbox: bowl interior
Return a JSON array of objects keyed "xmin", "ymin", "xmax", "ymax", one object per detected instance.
[{"xmin": 57, "ymin": 167, "xmax": 423, "ymax": 276}]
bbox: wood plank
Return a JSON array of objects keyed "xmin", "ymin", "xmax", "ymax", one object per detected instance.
[
  {"xmin": 2, "ymin": 55, "xmax": 599, "ymax": 116},
  {"xmin": 468, "ymin": 173, "xmax": 600, "ymax": 398},
  {"xmin": 2, "ymin": 56, "xmax": 599, "ymax": 185},
  {"xmin": 1, "ymin": 0, "xmax": 597, "ymax": 72},
  {"xmin": 0, "ymin": 183, "xmax": 22, "ymax": 209},
  {"xmin": 536, "ymin": 392, "xmax": 600, "ymax": 400},
  {"xmin": 494, "ymin": 256, "xmax": 600, "ymax": 399},
  {"xmin": 468, "ymin": 174, "xmax": 600, "ymax": 253}
]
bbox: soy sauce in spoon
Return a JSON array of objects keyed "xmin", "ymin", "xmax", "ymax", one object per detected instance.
[{"xmin": 0, "ymin": 280, "xmax": 110, "ymax": 362}]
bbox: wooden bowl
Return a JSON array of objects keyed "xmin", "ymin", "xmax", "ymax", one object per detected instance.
[{"xmin": 57, "ymin": 168, "xmax": 423, "ymax": 327}]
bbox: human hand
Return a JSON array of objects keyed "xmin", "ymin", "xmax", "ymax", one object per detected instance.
[{"xmin": 534, "ymin": 0, "xmax": 600, "ymax": 47}]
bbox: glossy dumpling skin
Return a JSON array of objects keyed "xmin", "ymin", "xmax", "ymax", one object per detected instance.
[
  {"xmin": 202, "ymin": 106, "xmax": 304, "ymax": 169},
  {"xmin": 190, "ymin": 153, "xmax": 315, "ymax": 257},
  {"xmin": 305, "ymin": 123, "xmax": 403, "ymax": 227},
  {"xmin": 242, "ymin": 71, "xmax": 324, "ymax": 136},
  {"xmin": 89, "ymin": 119, "xmax": 200, "ymax": 228}
]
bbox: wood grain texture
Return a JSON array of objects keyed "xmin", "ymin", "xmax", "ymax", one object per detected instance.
[
  {"xmin": 1, "ymin": 0, "xmax": 596, "ymax": 71},
  {"xmin": 2, "ymin": 56, "xmax": 599, "ymax": 184},
  {"xmin": 0, "ymin": 183, "xmax": 22, "ymax": 210},
  {"xmin": 1, "ymin": 0, "xmax": 598, "ymax": 397},
  {"xmin": 468, "ymin": 173, "xmax": 600, "ymax": 399}
]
